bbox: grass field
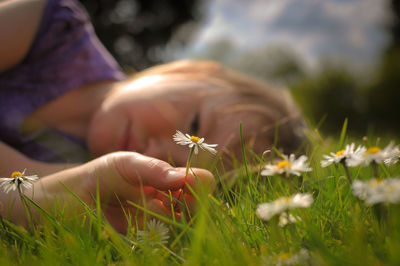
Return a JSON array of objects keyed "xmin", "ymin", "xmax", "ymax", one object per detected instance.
[{"xmin": 1, "ymin": 123, "xmax": 400, "ymax": 266}]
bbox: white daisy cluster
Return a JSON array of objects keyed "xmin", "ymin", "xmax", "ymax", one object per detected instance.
[
  {"xmin": 278, "ymin": 212, "xmax": 300, "ymax": 227},
  {"xmin": 347, "ymin": 142, "xmax": 399, "ymax": 167},
  {"xmin": 264, "ymin": 249, "xmax": 310, "ymax": 266},
  {"xmin": 321, "ymin": 143, "xmax": 366, "ymax": 167},
  {"xmin": 352, "ymin": 178, "xmax": 400, "ymax": 205},
  {"xmin": 261, "ymin": 154, "xmax": 312, "ymax": 177},
  {"xmin": 384, "ymin": 144, "xmax": 400, "ymax": 166},
  {"xmin": 138, "ymin": 219, "xmax": 170, "ymax": 246},
  {"xmin": 173, "ymin": 130, "xmax": 218, "ymax": 155},
  {"xmin": 0, "ymin": 169, "xmax": 38, "ymax": 193},
  {"xmin": 256, "ymin": 193, "xmax": 313, "ymax": 221},
  {"xmin": 321, "ymin": 142, "xmax": 400, "ymax": 168}
]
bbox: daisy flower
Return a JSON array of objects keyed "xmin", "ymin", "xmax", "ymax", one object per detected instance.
[
  {"xmin": 352, "ymin": 177, "xmax": 400, "ymax": 205},
  {"xmin": 173, "ymin": 130, "xmax": 218, "ymax": 155},
  {"xmin": 0, "ymin": 169, "xmax": 38, "ymax": 194},
  {"xmin": 278, "ymin": 212, "xmax": 300, "ymax": 227},
  {"xmin": 347, "ymin": 142, "xmax": 399, "ymax": 167},
  {"xmin": 138, "ymin": 219, "xmax": 170, "ymax": 246},
  {"xmin": 265, "ymin": 249, "xmax": 310, "ymax": 266},
  {"xmin": 321, "ymin": 143, "xmax": 366, "ymax": 167},
  {"xmin": 256, "ymin": 193, "xmax": 313, "ymax": 221},
  {"xmin": 384, "ymin": 144, "xmax": 400, "ymax": 165},
  {"xmin": 261, "ymin": 154, "xmax": 312, "ymax": 177}
]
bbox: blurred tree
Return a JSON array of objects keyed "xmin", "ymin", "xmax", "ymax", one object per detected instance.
[
  {"xmin": 290, "ymin": 64, "xmax": 365, "ymax": 133},
  {"xmin": 289, "ymin": 0, "xmax": 400, "ymax": 135},
  {"xmin": 365, "ymin": 0, "xmax": 400, "ymax": 131},
  {"xmin": 78, "ymin": 0, "xmax": 206, "ymax": 71},
  {"xmin": 192, "ymin": 39, "xmax": 236, "ymax": 64},
  {"xmin": 192, "ymin": 41, "xmax": 305, "ymax": 86},
  {"xmin": 230, "ymin": 45, "xmax": 305, "ymax": 86}
]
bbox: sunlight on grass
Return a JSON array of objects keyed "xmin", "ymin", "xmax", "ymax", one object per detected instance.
[{"xmin": 1, "ymin": 124, "xmax": 400, "ymax": 265}]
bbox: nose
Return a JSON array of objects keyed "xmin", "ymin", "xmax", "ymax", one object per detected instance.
[{"xmin": 144, "ymin": 138, "xmax": 189, "ymax": 166}]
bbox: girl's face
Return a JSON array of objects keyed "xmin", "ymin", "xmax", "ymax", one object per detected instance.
[{"xmin": 87, "ymin": 75, "xmax": 268, "ymax": 167}]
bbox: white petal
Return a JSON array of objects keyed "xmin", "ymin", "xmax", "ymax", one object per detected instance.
[{"xmin": 200, "ymin": 143, "xmax": 218, "ymax": 155}]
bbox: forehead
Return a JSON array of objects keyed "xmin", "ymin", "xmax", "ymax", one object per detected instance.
[{"xmin": 130, "ymin": 75, "xmax": 225, "ymax": 94}]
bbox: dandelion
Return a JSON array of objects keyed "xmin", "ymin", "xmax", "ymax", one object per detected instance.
[
  {"xmin": 173, "ymin": 130, "xmax": 217, "ymax": 155},
  {"xmin": 138, "ymin": 219, "xmax": 170, "ymax": 246},
  {"xmin": 352, "ymin": 177, "xmax": 400, "ymax": 205},
  {"xmin": 0, "ymin": 169, "xmax": 38, "ymax": 194},
  {"xmin": 261, "ymin": 154, "xmax": 312, "ymax": 177},
  {"xmin": 347, "ymin": 142, "xmax": 399, "ymax": 167},
  {"xmin": 256, "ymin": 193, "xmax": 313, "ymax": 221},
  {"xmin": 321, "ymin": 143, "xmax": 366, "ymax": 167}
]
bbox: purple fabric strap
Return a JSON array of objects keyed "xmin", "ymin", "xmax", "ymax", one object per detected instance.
[{"xmin": 0, "ymin": 0, "xmax": 126, "ymax": 162}]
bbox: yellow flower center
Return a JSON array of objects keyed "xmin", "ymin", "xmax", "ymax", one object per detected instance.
[
  {"xmin": 366, "ymin": 147, "xmax": 381, "ymax": 154},
  {"xmin": 336, "ymin": 149, "xmax": 345, "ymax": 156},
  {"xmin": 278, "ymin": 253, "xmax": 292, "ymax": 260},
  {"xmin": 11, "ymin": 171, "xmax": 22, "ymax": 179},
  {"xmin": 190, "ymin": 136, "xmax": 200, "ymax": 143},
  {"xmin": 148, "ymin": 231, "xmax": 160, "ymax": 241},
  {"xmin": 369, "ymin": 178, "xmax": 383, "ymax": 187},
  {"xmin": 285, "ymin": 197, "xmax": 290, "ymax": 203},
  {"xmin": 277, "ymin": 160, "xmax": 291, "ymax": 169}
]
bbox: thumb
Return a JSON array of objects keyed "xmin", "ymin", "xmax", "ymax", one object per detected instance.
[{"xmin": 108, "ymin": 152, "xmax": 188, "ymax": 191}]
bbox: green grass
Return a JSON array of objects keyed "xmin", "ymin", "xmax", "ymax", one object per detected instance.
[{"xmin": 1, "ymin": 128, "xmax": 400, "ymax": 265}]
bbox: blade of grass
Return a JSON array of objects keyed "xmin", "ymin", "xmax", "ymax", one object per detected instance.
[
  {"xmin": 338, "ymin": 118, "xmax": 348, "ymax": 150},
  {"xmin": 23, "ymin": 195, "xmax": 71, "ymax": 231},
  {"xmin": 126, "ymin": 201, "xmax": 188, "ymax": 230}
]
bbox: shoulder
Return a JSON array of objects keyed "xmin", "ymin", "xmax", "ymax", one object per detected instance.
[{"xmin": 0, "ymin": 0, "xmax": 47, "ymax": 72}]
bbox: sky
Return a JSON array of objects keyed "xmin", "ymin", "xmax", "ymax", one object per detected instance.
[{"xmin": 166, "ymin": 0, "xmax": 392, "ymax": 71}]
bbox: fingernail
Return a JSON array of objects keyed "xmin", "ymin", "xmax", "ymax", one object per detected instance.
[{"xmin": 167, "ymin": 169, "xmax": 184, "ymax": 180}]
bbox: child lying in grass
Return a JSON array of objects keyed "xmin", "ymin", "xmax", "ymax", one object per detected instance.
[{"xmin": 0, "ymin": 0, "xmax": 306, "ymax": 233}]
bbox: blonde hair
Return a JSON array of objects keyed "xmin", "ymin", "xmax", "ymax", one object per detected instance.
[{"xmin": 133, "ymin": 60, "xmax": 306, "ymax": 155}]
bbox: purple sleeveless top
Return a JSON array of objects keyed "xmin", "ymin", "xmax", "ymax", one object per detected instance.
[{"xmin": 0, "ymin": 0, "xmax": 126, "ymax": 162}]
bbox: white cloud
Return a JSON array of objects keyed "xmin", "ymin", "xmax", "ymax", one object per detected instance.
[{"xmin": 167, "ymin": 0, "xmax": 391, "ymax": 70}]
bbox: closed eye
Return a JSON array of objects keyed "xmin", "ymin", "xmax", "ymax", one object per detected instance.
[{"xmin": 190, "ymin": 113, "xmax": 200, "ymax": 136}]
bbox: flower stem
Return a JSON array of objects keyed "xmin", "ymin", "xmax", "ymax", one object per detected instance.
[
  {"xmin": 176, "ymin": 146, "xmax": 195, "ymax": 216},
  {"xmin": 341, "ymin": 163, "xmax": 353, "ymax": 185},
  {"xmin": 372, "ymin": 162, "xmax": 379, "ymax": 177},
  {"xmin": 185, "ymin": 147, "xmax": 195, "ymax": 177},
  {"xmin": 17, "ymin": 185, "xmax": 34, "ymax": 228}
]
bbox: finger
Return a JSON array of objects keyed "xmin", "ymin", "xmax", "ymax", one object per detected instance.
[
  {"xmin": 105, "ymin": 198, "xmax": 181, "ymax": 233},
  {"xmin": 183, "ymin": 193, "xmax": 196, "ymax": 213},
  {"xmin": 109, "ymin": 152, "xmax": 188, "ymax": 191},
  {"xmin": 182, "ymin": 167, "xmax": 216, "ymax": 195},
  {"xmin": 108, "ymin": 185, "xmax": 158, "ymax": 205},
  {"xmin": 155, "ymin": 189, "xmax": 200, "ymax": 217},
  {"xmin": 144, "ymin": 198, "xmax": 181, "ymax": 222},
  {"xmin": 103, "ymin": 204, "xmax": 136, "ymax": 234},
  {"xmin": 155, "ymin": 189, "xmax": 184, "ymax": 212}
]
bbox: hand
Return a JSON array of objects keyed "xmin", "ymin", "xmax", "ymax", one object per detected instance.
[{"xmin": 32, "ymin": 152, "xmax": 215, "ymax": 233}]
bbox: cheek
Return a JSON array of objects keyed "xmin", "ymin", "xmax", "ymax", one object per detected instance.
[
  {"xmin": 87, "ymin": 110, "xmax": 124, "ymax": 156},
  {"xmin": 207, "ymin": 122, "xmax": 237, "ymax": 150},
  {"xmin": 133, "ymin": 102, "xmax": 179, "ymax": 137},
  {"xmin": 144, "ymin": 139, "xmax": 189, "ymax": 166}
]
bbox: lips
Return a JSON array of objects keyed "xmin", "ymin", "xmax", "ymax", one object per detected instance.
[{"xmin": 118, "ymin": 122, "xmax": 140, "ymax": 152}]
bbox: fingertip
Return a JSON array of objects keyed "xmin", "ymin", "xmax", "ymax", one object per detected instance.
[
  {"xmin": 161, "ymin": 169, "xmax": 187, "ymax": 190},
  {"xmin": 183, "ymin": 168, "xmax": 216, "ymax": 194}
]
